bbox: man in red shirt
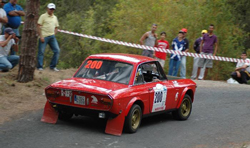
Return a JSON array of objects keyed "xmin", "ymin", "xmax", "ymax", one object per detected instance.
[{"xmin": 154, "ymin": 32, "xmax": 169, "ymax": 68}]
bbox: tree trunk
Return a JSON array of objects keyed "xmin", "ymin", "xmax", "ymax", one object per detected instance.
[{"xmin": 17, "ymin": 0, "xmax": 40, "ymax": 82}]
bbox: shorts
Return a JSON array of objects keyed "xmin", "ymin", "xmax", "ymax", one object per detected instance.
[
  {"xmin": 198, "ymin": 52, "xmax": 213, "ymax": 68},
  {"xmin": 142, "ymin": 49, "xmax": 153, "ymax": 58}
]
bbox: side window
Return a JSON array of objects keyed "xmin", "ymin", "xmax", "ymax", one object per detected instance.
[
  {"xmin": 134, "ymin": 62, "xmax": 167, "ymax": 85},
  {"xmin": 155, "ymin": 61, "xmax": 167, "ymax": 80},
  {"xmin": 134, "ymin": 65, "xmax": 145, "ymax": 85}
]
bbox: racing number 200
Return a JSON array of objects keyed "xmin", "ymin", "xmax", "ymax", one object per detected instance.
[
  {"xmin": 154, "ymin": 91, "xmax": 163, "ymax": 103},
  {"xmin": 85, "ymin": 60, "xmax": 103, "ymax": 69}
]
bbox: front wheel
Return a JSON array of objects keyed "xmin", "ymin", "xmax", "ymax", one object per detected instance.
[
  {"xmin": 172, "ymin": 94, "xmax": 192, "ymax": 120},
  {"xmin": 124, "ymin": 104, "xmax": 142, "ymax": 133}
]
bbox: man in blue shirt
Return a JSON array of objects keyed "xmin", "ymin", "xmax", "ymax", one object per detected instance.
[
  {"xmin": 3, "ymin": 0, "xmax": 25, "ymax": 55},
  {"xmin": 168, "ymin": 30, "xmax": 186, "ymax": 76}
]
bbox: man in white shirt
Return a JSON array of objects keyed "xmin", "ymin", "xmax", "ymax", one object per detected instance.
[
  {"xmin": 0, "ymin": 27, "xmax": 19, "ymax": 72},
  {"xmin": 231, "ymin": 52, "xmax": 250, "ymax": 84}
]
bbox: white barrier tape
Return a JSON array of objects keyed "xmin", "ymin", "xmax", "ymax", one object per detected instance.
[
  {"xmin": 57, "ymin": 29, "xmax": 249, "ymax": 63},
  {"xmin": 20, "ymin": 21, "xmax": 248, "ymax": 63}
]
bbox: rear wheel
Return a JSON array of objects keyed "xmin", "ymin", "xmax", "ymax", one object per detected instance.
[
  {"xmin": 124, "ymin": 104, "xmax": 142, "ymax": 133},
  {"xmin": 58, "ymin": 110, "xmax": 73, "ymax": 120},
  {"xmin": 172, "ymin": 94, "xmax": 192, "ymax": 120}
]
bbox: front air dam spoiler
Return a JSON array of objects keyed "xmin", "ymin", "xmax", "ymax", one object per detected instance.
[
  {"xmin": 41, "ymin": 100, "xmax": 125, "ymax": 136},
  {"xmin": 41, "ymin": 101, "xmax": 58, "ymax": 124}
]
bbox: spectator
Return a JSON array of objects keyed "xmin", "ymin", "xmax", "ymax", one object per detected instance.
[
  {"xmin": 3, "ymin": 0, "xmax": 25, "ymax": 55},
  {"xmin": 37, "ymin": 3, "xmax": 60, "ymax": 72},
  {"xmin": 0, "ymin": 28, "xmax": 19, "ymax": 72},
  {"xmin": 140, "ymin": 24, "xmax": 158, "ymax": 57},
  {"xmin": 168, "ymin": 30, "xmax": 186, "ymax": 76},
  {"xmin": 180, "ymin": 28, "xmax": 189, "ymax": 78},
  {"xmin": 0, "ymin": 0, "xmax": 8, "ymax": 34},
  {"xmin": 231, "ymin": 52, "xmax": 250, "ymax": 84},
  {"xmin": 154, "ymin": 31, "xmax": 169, "ymax": 68},
  {"xmin": 196, "ymin": 24, "xmax": 218, "ymax": 80},
  {"xmin": 191, "ymin": 30, "xmax": 207, "ymax": 80}
]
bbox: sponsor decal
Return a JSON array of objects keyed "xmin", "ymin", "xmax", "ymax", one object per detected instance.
[
  {"xmin": 173, "ymin": 81, "xmax": 179, "ymax": 86},
  {"xmin": 91, "ymin": 95, "xmax": 98, "ymax": 104},
  {"xmin": 61, "ymin": 90, "xmax": 72, "ymax": 97},
  {"xmin": 175, "ymin": 92, "xmax": 179, "ymax": 101}
]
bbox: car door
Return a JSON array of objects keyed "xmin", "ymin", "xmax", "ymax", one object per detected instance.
[{"xmin": 135, "ymin": 61, "xmax": 178, "ymax": 113}]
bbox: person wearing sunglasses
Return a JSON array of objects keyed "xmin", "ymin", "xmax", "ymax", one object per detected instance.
[{"xmin": 37, "ymin": 3, "xmax": 60, "ymax": 72}]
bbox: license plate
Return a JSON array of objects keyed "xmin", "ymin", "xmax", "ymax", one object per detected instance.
[{"xmin": 74, "ymin": 95, "xmax": 85, "ymax": 105}]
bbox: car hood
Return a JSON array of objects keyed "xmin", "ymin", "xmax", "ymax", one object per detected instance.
[{"xmin": 50, "ymin": 78, "xmax": 127, "ymax": 95}]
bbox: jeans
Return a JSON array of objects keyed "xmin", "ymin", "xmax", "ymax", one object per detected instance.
[
  {"xmin": 37, "ymin": 35, "xmax": 60, "ymax": 69},
  {"xmin": 180, "ymin": 56, "xmax": 186, "ymax": 78},
  {"xmin": 168, "ymin": 59, "xmax": 181, "ymax": 76},
  {"xmin": 0, "ymin": 55, "xmax": 19, "ymax": 70},
  {"xmin": 2, "ymin": 26, "xmax": 20, "ymax": 55}
]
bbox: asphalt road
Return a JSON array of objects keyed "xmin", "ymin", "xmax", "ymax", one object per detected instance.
[{"xmin": 1, "ymin": 81, "xmax": 250, "ymax": 148}]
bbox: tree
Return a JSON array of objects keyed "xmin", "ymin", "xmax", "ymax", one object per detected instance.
[
  {"xmin": 17, "ymin": 0, "xmax": 40, "ymax": 82},
  {"xmin": 227, "ymin": 0, "xmax": 250, "ymax": 50}
]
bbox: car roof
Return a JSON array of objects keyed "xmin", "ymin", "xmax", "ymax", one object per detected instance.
[{"xmin": 87, "ymin": 53, "xmax": 156, "ymax": 65}]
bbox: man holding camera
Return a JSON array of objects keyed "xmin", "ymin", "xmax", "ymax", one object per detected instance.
[{"xmin": 0, "ymin": 27, "xmax": 19, "ymax": 72}]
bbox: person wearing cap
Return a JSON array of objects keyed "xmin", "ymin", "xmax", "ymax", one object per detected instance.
[
  {"xmin": 179, "ymin": 28, "xmax": 189, "ymax": 78},
  {"xmin": 190, "ymin": 30, "xmax": 207, "ymax": 80},
  {"xmin": 168, "ymin": 30, "xmax": 186, "ymax": 76},
  {"xmin": 37, "ymin": 3, "xmax": 60, "ymax": 72},
  {"xmin": 196, "ymin": 24, "xmax": 218, "ymax": 80},
  {"xmin": 0, "ymin": 0, "xmax": 8, "ymax": 34},
  {"xmin": 3, "ymin": 0, "xmax": 25, "ymax": 55},
  {"xmin": 0, "ymin": 27, "xmax": 19, "ymax": 72},
  {"xmin": 140, "ymin": 24, "xmax": 158, "ymax": 58}
]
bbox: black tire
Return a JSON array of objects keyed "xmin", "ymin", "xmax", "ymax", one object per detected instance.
[
  {"xmin": 124, "ymin": 104, "xmax": 142, "ymax": 133},
  {"xmin": 58, "ymin": 110, "xmax": 73, "ymax": 120},
  {"xmin": 172, "ymin": 94, "xmax": 192, "ymax": 120}
]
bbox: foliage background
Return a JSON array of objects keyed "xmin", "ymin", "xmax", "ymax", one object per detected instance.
[{"xmin": 17, "ymin": 0, "xmax": 249, "ymax": 80}]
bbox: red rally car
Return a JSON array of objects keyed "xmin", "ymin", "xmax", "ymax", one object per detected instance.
[{"xmin": 41, "ymin": 53, "xmax": 197, "ymax": 136}]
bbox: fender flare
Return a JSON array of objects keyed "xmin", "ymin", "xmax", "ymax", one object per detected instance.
[
  {"xmin": 124, "ymin": 97, "xmax": 143, "ymax": 116},
  {"xmin": 105, "ymin": 97, "xmax": 143, "ymax": 136},
  {"xmin": 177, "ymin": 87, "xmax": 193, "ymax": 108}
]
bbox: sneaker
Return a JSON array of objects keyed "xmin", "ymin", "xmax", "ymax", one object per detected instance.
[
  {"xmin": 51, "ymin": 67, "xmax": 59, "ymax": 72},
  {"xmin": 38, "ymin": 68, "xmax": 44, "ymax": 71}
]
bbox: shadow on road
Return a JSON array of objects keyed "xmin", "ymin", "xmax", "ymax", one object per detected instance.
[
  {"xmin": 55, "ymin": 112, "xmax": 176, "ymax": 134},
  {"xmin": 56, "ymin": 116, "xmax": 107, "ymax": 133}
]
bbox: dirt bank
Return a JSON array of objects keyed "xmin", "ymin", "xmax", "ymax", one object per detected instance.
[{"xmin": 0, "ymin": 67, "xmax": 76, "ymax": 124}]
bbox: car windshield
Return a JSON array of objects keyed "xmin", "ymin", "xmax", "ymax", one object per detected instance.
[{"xmin": 74, "ymin": 59, "xmax": 133, "ymax": 85}]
